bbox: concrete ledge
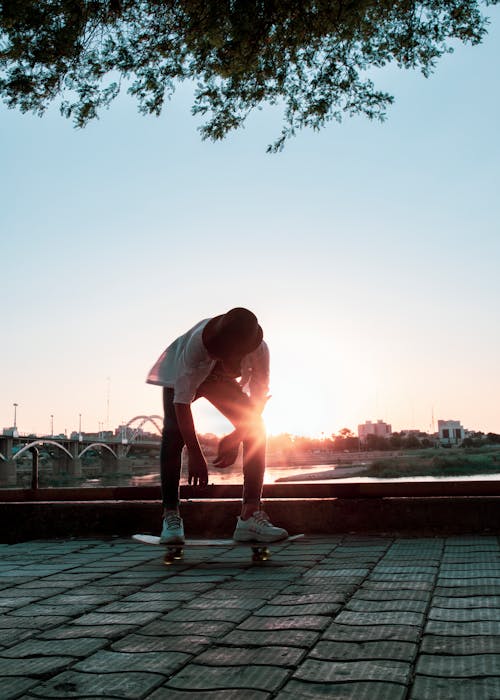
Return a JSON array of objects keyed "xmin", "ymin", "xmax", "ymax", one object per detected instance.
[
  {"xmin": 4, "ymin": 480, "xmax": 500, "ymax": 500},
  {"xmin": 2, "ymin": 497, "xmax": 500, "ymax": 542}
]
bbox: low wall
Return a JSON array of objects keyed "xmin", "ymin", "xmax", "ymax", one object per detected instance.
[{"xmin": 2, "ymin": 497, "xmax": 500, "ymax": 543}]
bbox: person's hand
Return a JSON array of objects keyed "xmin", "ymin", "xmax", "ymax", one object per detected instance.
[
  {"xmin": 214, "ymin": 430, "xmax": 241, "ymax": 469},
  {"xmin": 187, "ymin": 451, "xmax": 208, "ymax": 486}
]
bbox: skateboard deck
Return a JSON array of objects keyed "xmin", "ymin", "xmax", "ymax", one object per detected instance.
[{"xmin": 132, "ymin": 533, "xmax": 304, "ymax": 564}]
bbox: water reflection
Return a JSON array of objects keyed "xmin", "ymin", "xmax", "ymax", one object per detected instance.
[{"xmin": 40, "ymin": 462, "xmax": 500, "ymax": 489}]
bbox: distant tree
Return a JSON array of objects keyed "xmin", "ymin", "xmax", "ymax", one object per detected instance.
[
  {"xmin": 366, "ymin": 433, "xmax": 391, "ymax": 451},
  {"xmin": 333, "ymin": 427, "xmax": 359, "ymax": 452},
  {"xmin": 389, "ymin": 432, "xmax": 402, "ymax": 449},
  {"xmin": 338, "ymin": 428, "xmax": 354, "ymax": 439},
  {"xmin": 402, "ymin": 433, "xmax": 421, "ymax": 449},
  {"xmin": 1, "ymin": 0, "xmax": 497, "ymax": 150}
]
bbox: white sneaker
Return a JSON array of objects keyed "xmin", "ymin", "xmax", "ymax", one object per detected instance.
[
  {"xmin": 233, "ymin": 511, "xmax": 288, "ymax": 543},
  {"xmin": 160, "ymin": 512, "xmax": 185, "ymax": 545}
]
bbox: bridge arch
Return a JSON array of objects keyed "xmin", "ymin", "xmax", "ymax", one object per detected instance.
[
  {"xmin": 14, "ymin": 440, "xmax": 74, "ymax": 461},
  {"xmin": 125, "ymin": 415, "xmax": 162, "ymax": 445},
  {"xmin": 79, "ymin": 443, "xmax": 117, "ymax": 459},
  {"xmin": 126, "ymin": 415, "xmax": 162, "ymax": 434}
]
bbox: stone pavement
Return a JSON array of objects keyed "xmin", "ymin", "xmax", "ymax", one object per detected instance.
[{"xmin": 1, "ymin": 534, "xmax": 500, "ymax": 699}]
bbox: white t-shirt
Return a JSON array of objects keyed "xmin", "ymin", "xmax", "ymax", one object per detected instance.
[{"xmin": 146, "ymin": 318, "xmax": 270, "ymax": 404}]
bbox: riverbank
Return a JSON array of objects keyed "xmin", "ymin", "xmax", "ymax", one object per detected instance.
[
  {"xmin": 275, "ymin": 447, "xmax": 500, "ymax": 482},
  {"xmin": 275, "ymin": 464, "xmax": 370, "ymax": 481}
]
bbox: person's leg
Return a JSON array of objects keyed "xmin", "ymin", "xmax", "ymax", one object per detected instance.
[
  {"xmin": 160, "ymin": 388, "xmax": 185, "ymax": 537},
  {"xmin": 198, "ymin": 374, "xmax": 287, "ymax": 542},
  {"xmin": 197, "ymin": 374, "xmax": 266, "ymax": 516}
]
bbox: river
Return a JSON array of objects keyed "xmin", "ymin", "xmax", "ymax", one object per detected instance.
[{"xmin": 77, "ymin": 462, "xmax": 500, "ymax": 488}]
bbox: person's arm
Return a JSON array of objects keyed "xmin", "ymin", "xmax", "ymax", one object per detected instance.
[
  {"xmin": 174, "ymin": 403, "xmax": 208, "ymax": 486},
  {"xmin": 248, "ymin": 342, "xmax": 270, "ymax": 413}
]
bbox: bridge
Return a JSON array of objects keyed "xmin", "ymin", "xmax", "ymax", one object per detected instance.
[{"xmin": 0, "ymin": 415, "xmax": 163, "ymax": 486}]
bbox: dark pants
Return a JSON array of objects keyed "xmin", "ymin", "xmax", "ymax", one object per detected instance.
[{"xmin": 160, "ymin": 372, "xmax": 266, "ymax": 509}]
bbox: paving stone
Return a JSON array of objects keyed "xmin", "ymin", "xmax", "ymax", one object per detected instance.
[
  {"xmin": 235, "ymin": 571, "xmax": 302, "ymax": 582},
  {"xmin": 416, "ymin": 653, "xmax": 500, "ymax": 677},
  {"xmin": 39, "ymin": 624, "xmax": 136, "ymax": 640},
  {"xmin": 166, "ymin": 663, "xmax": 289, "ymax": 691},
  {"xmin": 168, "ymin": 574, "xmax": 232, "ymax": 583},
  {"xmin": 221, "ymin": 629, "xmax": 320, "ymax": 648},
  {"xmin": 220, "ymin": 581, "xmax": 285, "ymax": 591},
  {"xmin": 421, "ymin": 635, "xmax": 500, "ymax": 655},
  {"xmin": 442, "ymin": 557, "xmax": 500, "ymax": 564},
  {"xmin": 161, "ymin": 607, "xmax": 249, "ymax": 623},
  {"xmin": 148, "ymin": 689, "xmax": 270, "ymax": 699},
  {"xmin": 428, "ymin": 607, "xmax": 500, "ymax": 622},
  {"xmin": 323, "ymin": 623, "xmax": 420, "ymax": 643},
  {"xmin": 434, "ymin": 585, "xmax": 500, "ymax": 597},
  {"xmin": 346, "ymin": 599, "xmax": 427, "ymax": 613},
  {"xmin": 0, "ymin": 616, "xmax": 70, "ymax": 629},
  {"xmin": 438, "ymin": 577, "xmax": 500, "ymax": 586},
  {"xmin": 0, "ymin": 656, "xmax": 73, "ymax": 677},
  {"xmin": 410, "ymin": 675, "xmax": 500, "ymax": 700},
  {"xmin": 281, "ymin": 583, "xmax": 354, "ymax": 595},
  {"xmin": 309, "ymin": 640, "xmax": 418, "ymax": 662},
  {"xmin": 146, "ymin": 582, "xmax": 217, "ymax": 593},
  {"xmin": 0, "ymin": 638, "xmax": 106, "ymax": 658},
  {"xmin": 303, "ymin": 570, "xmax": 368, "ymax": 579},
  {"xmin": 95, "ymin": 600, "xmax": 178, "ymax": 614},
  {"xmin": 0, "ymin": 596, "xmax": 42, "ymax": 608},
  {"xmin": 236, "ymin": 615, "xmax": 329, "ymax": 631},
  {"xmin": 254, "ymin": 603, "xmax": 340, "ymax": 616},
  {"xmin": 432, "ymin": 596, "xmax": 500, "ymax": 609},
  {"xmin": 195, "ymin": 645, "xmax": 305, "ymax": 667},
  {"xmin": 361, "ymin": 581, "xmax": 433, "ymax": 592},
  {"xmin": 9, "ymin": 603, "xmax": 94, "ymax": 617},
  {"xmin": 425, "ymin": 620, "xmax": 500, "ymax": 636},
  {"xmin": 16, "ymin": 582, "xmax": 87, "ymax": 592},
  {"xmin": 335, "ymin": 611, "xmax": 424, "ymax": 627},
  {"xmin": 72, "ymin": 611, "xmax": 160, "ymax": 626},
  {"xmin": 374, "ymin": 566, "xmax": 437, "ymax": 574},
  {"xmin": 0, "ymin": 628, "xmax": 37, "ymax": 647},
  {"xmin": 181, "ymin": 595, "xmax": 260, "ymax": 610},
  {"xmin": 354, "ymin": 589, "xmax": 430, "ymax": 602},
  {"xmin": 293, "ymin": 658, "xmax": 410, "ymax": 684},
  {"xmin": 270, "ymin": 592, "xmax": 347, "ymax": 605},
  {"xmin": 74, "ymin": 649, "xmax": 189, "ymax": 674},
  {"xmin": 112, "ymin": 633, "xmax": 212, "ymax": 654},
  {"xmin": 26, "ymin": 670, "xmax": 165, "ymax": 698},
  {"xmin": 140, "ymin": 619, "xmax": 235, "ymax": 637},
  {"xmin": 277, "ymin": 679, "xmax": 407, "ymax": 699},
  {"xmin": 368, "ymin": 574, "xmax": 435, "ymax": 583},
  {"xmin": 440, "ymin": 565, "xmax": 500, "ymax": 573},
  {"xmin": 0, "ymin": 676, "xmax": 38, "ymax": 699}
]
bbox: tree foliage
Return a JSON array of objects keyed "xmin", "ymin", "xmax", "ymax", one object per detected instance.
[{"xmin": 1, "ymin": 0, "xmax": 497, "ymax": 150}]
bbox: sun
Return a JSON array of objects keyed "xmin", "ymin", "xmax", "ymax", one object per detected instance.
[{"xmin": 263, "ymin": 380, "xmax": 334, "ymax": 438}]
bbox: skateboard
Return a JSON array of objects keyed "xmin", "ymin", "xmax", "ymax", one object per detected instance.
[{"xmin": 132, "ymin": 533, "xmax": 304, "ymax": 564}]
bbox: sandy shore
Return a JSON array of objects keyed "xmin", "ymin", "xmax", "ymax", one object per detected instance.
[{"xmin": 275, "ymin": 465, "xmax": 369, "ymax": 482}]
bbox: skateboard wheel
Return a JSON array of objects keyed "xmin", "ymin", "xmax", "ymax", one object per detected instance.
[
  {"xmin": 251, "ymin": 546, "xmax": 270, "ymax": 562},
  {"xmin": 164, "ymin": 547, "xmax": 183, "ymax": 565}
]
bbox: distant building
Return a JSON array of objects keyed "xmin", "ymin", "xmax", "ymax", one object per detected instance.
[
  {"xmin": 358, "ymin": 419, "xmax": 392, "ymax": 443},
  {"xmin": 2, "ymin": 427, "xmax": 19, "ymax": 437},
  {"xmin": 438, "ymin": 420, "xmax": 465, "ymax": 447}
]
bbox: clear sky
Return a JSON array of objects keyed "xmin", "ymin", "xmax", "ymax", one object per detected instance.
[{"xmin": 1, "ymin": 7, "xmax": 499, "ymax": 439}]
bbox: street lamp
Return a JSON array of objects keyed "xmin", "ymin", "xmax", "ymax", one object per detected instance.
[
  {"xmin": 50, "ymin": 414, "xmax": 54, "ymax": 437},
  {"xmin": 13, "ymin": 403, "xmax": 18, "ymax": 429},
  {"xmin": 78, "ymin": 413, "xmax": 82, "ymax": 442}
]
